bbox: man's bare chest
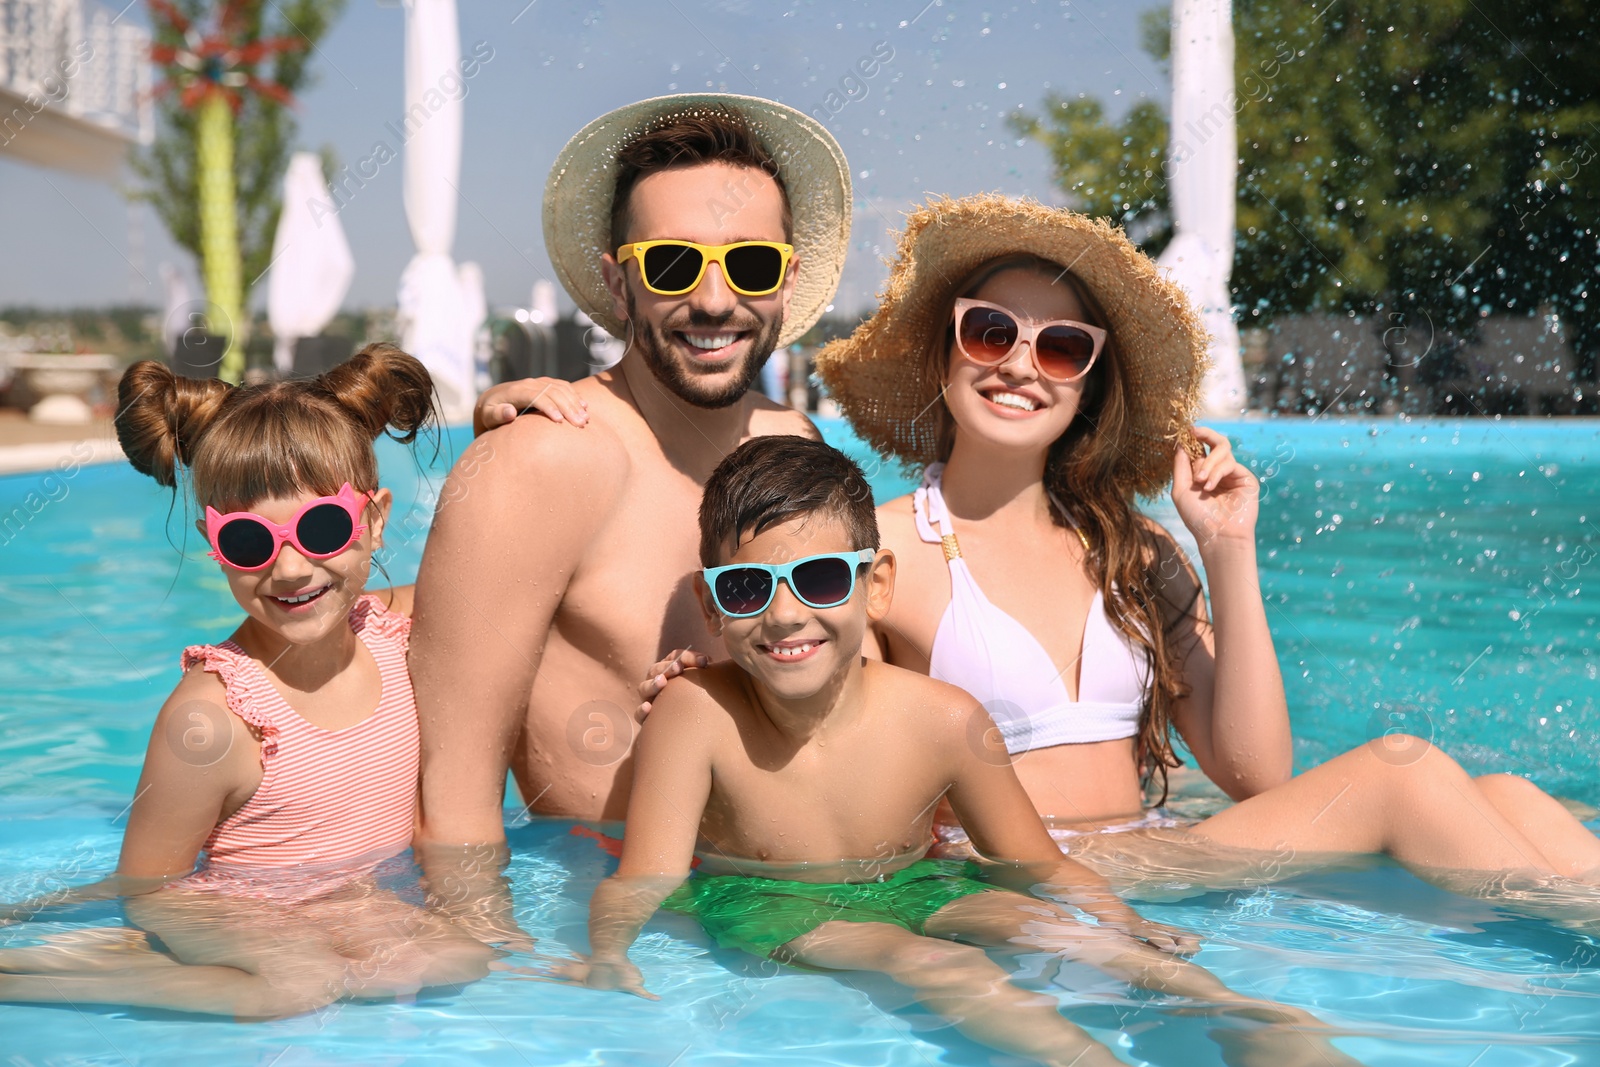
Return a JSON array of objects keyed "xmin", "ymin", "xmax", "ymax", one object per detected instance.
[{"xmin": 554, "ymin": 463, "xmax": 717, "ymax": 661}]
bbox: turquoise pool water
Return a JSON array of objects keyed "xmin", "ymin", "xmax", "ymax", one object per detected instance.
[{"xmin": 2, "ymin": 417, "xmax": 1597, "ymax": 1064}]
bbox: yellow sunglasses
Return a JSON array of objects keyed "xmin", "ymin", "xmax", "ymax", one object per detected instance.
[{"xmin": 616, "ymin": 240, "xmax": 795, "ymax": 297}]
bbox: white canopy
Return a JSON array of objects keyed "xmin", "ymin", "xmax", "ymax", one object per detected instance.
[
  {"xmin": 159, "ymin": 262, "xmax": 193, "ymax": 357},
  {"xmin": 267, "ymin": 152, "xmax": 355, "ymax": 373},
  {"xmin": 1157, "ymin": 0, "xmax": 1248, "ymax": 417},
  {"xmin": 397, "ymin": 0, "xmax": 477, "ymax": 420}
]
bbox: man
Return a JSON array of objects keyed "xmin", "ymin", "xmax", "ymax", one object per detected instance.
[{"xmin": 410, "ymin": 95, "xmax": 852, "ymax": 842}]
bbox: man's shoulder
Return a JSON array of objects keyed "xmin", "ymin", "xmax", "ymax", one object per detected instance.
[
  {"xmin": 472, "ymin": 397, "xmax": 635, "ymax": 486},
  {"xmin": 744, "ymin": 396, "xmax": 820, "ymax": 441}
]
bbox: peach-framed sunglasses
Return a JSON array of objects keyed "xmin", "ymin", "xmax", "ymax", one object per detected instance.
[{"xmin": 952, "ymin": 298, "xmax": 1106, "ymax": 383}]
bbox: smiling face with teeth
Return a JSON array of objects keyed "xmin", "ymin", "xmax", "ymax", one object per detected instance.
[
  {"xmin": 698, "ymin": 513, "xmax": 894, "ymax": 707},
  {"xmin": 942, "ymin": 266, "xmax": 1106, "ymax": 459},
  {"xmin": 600, "ymin": 162, "xmax": 797, "ymax": 409},
  {"xmin": 198, "ymin": 487, "xmax": 392, "ymax": 649}
]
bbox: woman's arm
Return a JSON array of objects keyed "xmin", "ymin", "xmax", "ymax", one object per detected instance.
[{"xmin": 1161, "ymin": 427, "xmax": 1293, "ymax": 799}]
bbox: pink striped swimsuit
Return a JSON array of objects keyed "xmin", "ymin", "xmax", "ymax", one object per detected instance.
[{"xmin": 171, "ymin": 594, "xmax": 419, "ymax": 898}]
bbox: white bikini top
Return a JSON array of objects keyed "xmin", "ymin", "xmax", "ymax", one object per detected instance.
[{"xmin": 913, "ymin": 464, "xmax": 1150, "ymax": 755}]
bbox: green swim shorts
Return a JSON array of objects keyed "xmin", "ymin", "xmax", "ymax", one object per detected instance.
[{"xmin": 661, "ymin": 858, "xmax": 994, "ymax": 959}]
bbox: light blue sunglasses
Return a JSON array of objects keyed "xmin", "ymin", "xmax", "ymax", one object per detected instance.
[{"xmin": 702, "ymin": 549, "xmax": 877, "ymax": 618}]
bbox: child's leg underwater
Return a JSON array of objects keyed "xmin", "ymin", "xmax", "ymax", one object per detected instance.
[
  {"xmin": 782, "ymin": 919, "xmax": 1124, "ymax": 1067},
  {"xmin": 922, "ymin": 892, "xmax": 1365, "ymax": 1067},
  {"xmin": 0, "ymin": 888, "xmax": 496, "ymax": 1018},
  {"xmin": 0, "ymin": 919, "xmax": 350, "ymax": 1018},
  {"xmin": 0, "ymin": 927, "xmax": 183, "ymax": 975},
  {"xmin": 316, "ymin": 891, "xmax": 498, "ymax": 998}
]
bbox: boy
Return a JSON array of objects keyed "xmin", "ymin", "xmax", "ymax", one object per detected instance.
[{"xmin": 572, "ymin": 436, "xmax": 1358, "ymax": 1067}]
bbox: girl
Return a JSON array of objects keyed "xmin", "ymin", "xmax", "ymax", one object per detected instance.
[{"xmin": 0, "ymin": 345, "xmax": 500, "ymax": 1017}]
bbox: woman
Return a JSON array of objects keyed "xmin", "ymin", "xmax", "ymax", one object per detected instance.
[{"xmin": 808, "ymin": 193, "xmax": 1600, "ymax": 897}]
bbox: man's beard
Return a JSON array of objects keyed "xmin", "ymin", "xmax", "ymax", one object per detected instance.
[{"xmin": 625, "ymin": 288, "xmax": 782, "ymax": 410}]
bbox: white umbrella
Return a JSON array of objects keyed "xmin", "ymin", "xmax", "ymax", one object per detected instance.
[
  {"xmin": 530, "ymin": 279, "xmax": 558, "ymax": 326},
  {"xmin": 267, "ymin": 152, "xmax": 355, "ymax": 374},
  {"xmin": 397, "ymin": 0, "xmax": 475, "ymax": 420},
  {"xmin": 159, "ymin": 262, "xmax": 193, "ymax": 358},
  {"xmin": 1157, "ymin": 0, "xmax": 1248, "ymax": 417}
]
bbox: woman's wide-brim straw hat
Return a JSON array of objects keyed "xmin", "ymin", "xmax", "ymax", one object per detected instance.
[
  {"xmin": 543, "ymin": 93, "xmax": 852, "ymax": 348},
  {"xmin": 816, "ymin": 194, "xmax": 1208, "ymax": 496}
]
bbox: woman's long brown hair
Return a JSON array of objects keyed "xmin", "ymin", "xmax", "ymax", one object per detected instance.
[{"xmin": 925, "ymin": 255, "xmax": 1202, "ymax": 802}]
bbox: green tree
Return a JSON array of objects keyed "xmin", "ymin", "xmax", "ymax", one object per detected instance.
[
  {"xmin": 1012, "ymin": 0, "xmax": 1600, "ymax": 362},
  {"xmin": 134, "ymin": 0, "xmax": 346, "ymax": 381}
]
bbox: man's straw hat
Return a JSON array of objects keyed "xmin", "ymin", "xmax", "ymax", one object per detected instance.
[
  {"xmin": 815, "ymin": 194, "xmax": 1208, "ymax": 495},
  {"xmin": 543, "ymin": 94, "xmax": 852, "ymax": 348}
]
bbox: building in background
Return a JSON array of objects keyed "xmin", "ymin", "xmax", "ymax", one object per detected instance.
[{"xmin": 0, "ymin": 0, "xmax": 151, "ymax": 179}]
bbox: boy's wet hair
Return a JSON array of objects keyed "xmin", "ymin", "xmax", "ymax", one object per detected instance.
[
  {"xmin": 116, "ymin": 343, "xmax": 435, "ymax": 512},
  {"xmin": 699, "ymin": 435, "xmax": 878, "ymax": 566},
  {"xmin": 611, "ymin": 108, "xmax": 793, "ymax": 249}
]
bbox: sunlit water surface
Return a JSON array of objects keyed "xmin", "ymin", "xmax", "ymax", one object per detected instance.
[{"xmin": 2, "ymin": 417, "xmax": 1597, "ymax": 1065}]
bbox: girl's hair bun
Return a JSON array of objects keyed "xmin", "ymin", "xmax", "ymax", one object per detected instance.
[
  {"xmin": 114, "ymin": 360, "xmax": 233, "ymax": 487},
  {"xmin": 116, "ymin": 345, "xmax": 436, "ymax": 509},
  {"xmin": 317, "ymin": 343, "xmax": 436, "ymax": 443}
]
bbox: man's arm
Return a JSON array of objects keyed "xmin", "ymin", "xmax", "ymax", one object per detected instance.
[
  {"xmin": 410, "ymin": 417, "xmax": 624, "ymax": 846},
  {"xmin": 941, "ymin": 697, "xmax": 1198, "ymax": 953},
  {"xmin": 583, "ymin": 679, "xmax": 714, "ymax": 995}
]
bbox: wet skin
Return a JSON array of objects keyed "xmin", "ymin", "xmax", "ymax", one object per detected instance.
[
  {"xmin": 0, "ymin": 489, "xmax": 503, "ymax": 1017},
  {"xmin": 410, "ymin": 161, "xmax": 817, "ymax": 835},
  {"xmin": 575, "ymin": 515, "xmax": 1363, "ymax": 1067},
  {"xmin": 871, "ymin": 265, "xmax": 1600, "ymax": 894}
]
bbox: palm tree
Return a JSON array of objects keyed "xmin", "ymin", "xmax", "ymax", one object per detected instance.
[{"xmin": 147, "ymin": 1, "xmax": 306, "ymax": 382}]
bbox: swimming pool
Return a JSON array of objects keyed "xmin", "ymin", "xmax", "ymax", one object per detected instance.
[{"xmin": 2, "ymin": 417, "xmax": 1597, "ymax": 1064}]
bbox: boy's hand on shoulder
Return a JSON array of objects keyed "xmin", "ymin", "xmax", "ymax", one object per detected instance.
[{"xmin": 637, "ymin": 649, "xmax": 714, "ymax": 717}]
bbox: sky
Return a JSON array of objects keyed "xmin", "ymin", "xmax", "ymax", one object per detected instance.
[{"xmin": 0, "ymin": 0, "xmax": 1166, "ymax": 318}]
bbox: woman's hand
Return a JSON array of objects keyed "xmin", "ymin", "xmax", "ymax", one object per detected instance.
[
  {"xmin": 637, "ymin": 650, "xmax": 711, "ymax": 718},
  {"xmin": 1170, "ymin": 426, "xmax": 1259, "ymax": 551},
  {"xmin": 473, "ymin": 377, "xmax": 589, "ymax": 437}
]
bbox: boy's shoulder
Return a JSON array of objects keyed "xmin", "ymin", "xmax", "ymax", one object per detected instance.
[
  {"xmin": 646, "ymin": 658, "xmax": 983, "ymax": 751},
  {"xmin": 642, "ymin": 664, "xmax": 748, "ymax": 729},
  {"xmin": 860, "ymin": 659, "xmax": 982, "ymax": 729}
]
